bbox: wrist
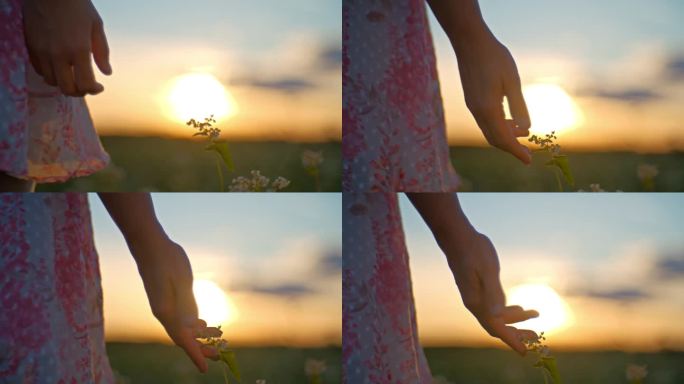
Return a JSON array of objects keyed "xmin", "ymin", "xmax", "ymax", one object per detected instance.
[{"xmin": 125, "ymin": 225, "xmax": 170, "ymax": 261}]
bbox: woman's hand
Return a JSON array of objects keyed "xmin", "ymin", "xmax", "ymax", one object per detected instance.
[
  {"xmin": 130, "ymin": 235, "xmax": 221, "ymax": 372},
  {"xmin": 23, "ymin": 0, "xmax": 112, "ymax": 97},
  {"xmin": 453, "ymin": 31, "xmax": 531, "ymax": 164},
  {"xmin": 446, "ymin": 231, "xmax": 538, "ymax": 355},
  {"xmin": 427, "ymin": 0, "xmax": 532, "ymax": 164}
]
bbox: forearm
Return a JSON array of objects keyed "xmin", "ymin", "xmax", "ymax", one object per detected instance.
[
  {"xmin": 98, "ymin": 193, "xmax": 169, "ymax": 257},
  {"xmin": 406, "ymin": 193, "xmax": 478, "ymax": 258},
  {"xmin": 426, "ymin": 0, "xmax": 491, "ymax": 45}
]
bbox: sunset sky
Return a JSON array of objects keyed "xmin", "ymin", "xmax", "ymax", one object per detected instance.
[
  {"xmin": 430, "ymin": 0, "xmax": 684, "ymax": 152},
  {"xmin": 87, "ymin": 0, "xmax": 341, "ymax": 141},
  {"xmin": 400, "ymin": 193, "xmax": 684, "ymax": 351},
  {"xmin": 89, "ymin": 193, "xmax": 341, "ymax": 346}
]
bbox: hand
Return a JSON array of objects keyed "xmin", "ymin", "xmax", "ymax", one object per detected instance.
[
  {"xmin": 453, "ymin": 31, "xmax": 532, "ymax": 164},
  {"xmin": 447, "ymin": 231, "xmax": 538, "ymax": 355},
  {"xmin": 131, "ymin": 236, "xmax": 221, "ymax": 372},
  {"xmin": 23, "ymin": 0, "xmax": 112, "ymax": 97}
]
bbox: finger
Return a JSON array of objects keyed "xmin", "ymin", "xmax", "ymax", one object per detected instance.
[
  {"xmin": 502, "ymin": 305, "xmax": 539, "ymax": 324},
  {"xmin": 27, "ymin": 50, "xmax": 42, "ymax": 77},
  {"xmin": 38, "ymin": 56, "xmax": 57, "ymax": 87},
  {"xmin": 175, "ymin": 330, "xmax": 209, "ymax": 372},
  {"xmin": 517, "ymin": 329, "xmax": 539, "ymax": 343},
  {"xmin": 200, "ymin": 343, "xmax": 220, "ymax": 361},
  {"xmin": 504, "ymin": 77, "xmax": 531, "ymax": 131},
  {"xmin": 54, "ymin": 61, "xmax": 79, "ymax": 97},
  {"xmin": 478, "ymin": 105, "xmax": 532, "ymax": 165},
  {"xmin": 492, "ymin": 323, "xmax": 528, "ymax": 356},
  {"xmin": 92, "ymin": 17, "xmax": 112, "ymax": 75},
  {"xmin": 507, "ymin": 119, "xmax": 529, "ymax": 137},
  {"xmin": 73, "ymin": 52, "xmax": 103, "ymax": 95}
]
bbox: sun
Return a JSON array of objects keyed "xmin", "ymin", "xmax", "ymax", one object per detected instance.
[
  {"xmin": 193, "ymin": 279, "xmax": 238, "ymax": 327},
  {"xmin": 506, "ymin": 283, "xmax": 572, "ymax": 335},
  {"xmin": 165, "ymin": 72, "xmax": 238, "ymax": 124},
  {"xmin": 520, "ymin": 83, "xmax": 583, "ymax": 136}
]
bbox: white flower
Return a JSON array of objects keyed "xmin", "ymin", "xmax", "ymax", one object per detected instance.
[
  {"xmin": 626, "ymin": 364, "xmax": 647, "ymax": 381},
  {"xmin": 538, "ymin": 346, "xmax": 551, "ymax": 357},
  {"xmin": 304, "ymin": 359, "xmax": 327, "ymax": 376},
  {"xmin": 256, "ymin": 380, "xmax": 267, "ymax": 384},
  {"xmin": 637, "ymin": 164, "xmax": 658, "ymax": 181},
  {"xmin": 271, "ymin": 176, "xmax": 291, "ymax": 191},
  {"xmin": 301, "ymin": 150, "xmax": 324, "ymax": 168},
  {"xmin": 589, "ymin": 183, "xmax": 605, "ymax": 192}
]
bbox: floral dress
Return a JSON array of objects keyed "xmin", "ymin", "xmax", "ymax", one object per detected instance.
[
  {"xmin": 0, "ymin": 0, "xmax": 109, "ymax": 183},
  {"xmin": 343, "ymin": 193, "xmax": 432, "ymax": 383},
  {"xmin": 0, "ymin": 193, "xmax": 114, "ymax": 383},
  {"xmin": 343, "ymin": 0, "xmax": 459, "ymax": 192}
]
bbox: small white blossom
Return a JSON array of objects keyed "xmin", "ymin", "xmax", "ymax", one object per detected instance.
[
  {"xmin": 637, "ymin": 164, "xmax": 658, "ymax": 181},
  {"xmin": 589, "ymin": 183, "xmax": 605, "ymax": 192},
  {"xmin": 304, "ymin": 359, "xmax": 327, "ymax": 377},
  {"xmin": 302, "ymin": 150, "xmax": 324, "ymax": 168},
  {"xmin": 626, "ymin": 364, "xmax": 647, "ymax": 381}
]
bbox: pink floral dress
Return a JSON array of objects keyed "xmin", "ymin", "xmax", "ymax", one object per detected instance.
[
  {"xmin": 0, "ymin": 0, "xmax": 109, "ymax": 183},
  {"xmin": 0, "ymin": 193, "xmax": 114, "ymax": 383},
  {"xmin": 343, "ymin": 0, "xmax": 459, "ymax": 192},
  {"xmin": 343, "ymin": 193, "xmax": 432, "ymax": 383}
]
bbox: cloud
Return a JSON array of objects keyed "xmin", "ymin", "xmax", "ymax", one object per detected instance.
[
  {"xmin": 316, "ymin": 45, "xmax": 342, "ymax": 71},
  {"xmin": 664, "ymin": 55, "xmax": 684, "ymax": 82},
  {"xmin": 654, "ymin": 253, "xmax": 684, "ymax": 279},
  {"xmin": 579, "ymin": 288, "xmax": 651, "ymax": 303},
  {"xmin": 315, "ymin": 250, "xmax": 342, "ymax": 277},
  {"xmin": 234, "ymin": 282, "xmax": 318, "ymax": 298},
  {"xmin": 229, "ymin": 76, "xmax": 317, "ymax": 94},
  {"xmin": 580, "ymin": 87, "xmax": 663, "ymax": 104}
]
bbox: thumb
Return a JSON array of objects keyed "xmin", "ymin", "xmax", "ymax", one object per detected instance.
[{"xmin": 92, "ymin": 17, "xmax": 112, "ymax": 75}]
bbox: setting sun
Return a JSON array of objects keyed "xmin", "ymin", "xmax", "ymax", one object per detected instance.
[
  {"xmin": 507, "ymin": 283, "xmax": 572, "ymax": 335},
  {"xmin": 193, "ymin": 279, "xmax": 238, "ymax": 326},
  {"xmin": 165, "ymin": 72, "xmax": 238, "ymax": 124},
  {"xmin": 521, "ymin": 83, "xmax": 583, "ymax": 136}
]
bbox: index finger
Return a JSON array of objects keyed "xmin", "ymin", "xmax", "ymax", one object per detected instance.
[
  {"xmin": 489, "ymin": 321, "xmax": 528, "ymax": 356},
  {"xmin": 489, "ymin": 115, "xmax": 531, "ymax": 164},
  {"xmin": 173, "ymin": 327, "xmax": 209, "ymax": 372}
]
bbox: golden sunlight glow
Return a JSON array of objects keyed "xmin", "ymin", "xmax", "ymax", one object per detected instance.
[
  {"xmin": 193, "ymin": 279, "xmax": 238, "ymax": 327},
  {"xmin": 165, "ymin": 73, "xmax": 238, "ymax": 123},
  {"xmin": 522, "ymin": 83, "xmax": 583, "ymax": 135},
  {"xmin": 507, "ymin": 283, "xmax": 572, "ymax": 335}
]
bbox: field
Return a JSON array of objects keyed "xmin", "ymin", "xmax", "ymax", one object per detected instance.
[
  {"xmin": 107, "ymin": 343, "xmax": 341, "ymax": 384},
  {"xmin": 37, "ymin": 136, "xmax": 342, "ymax": 192},
  {"xmin": 425, "ymin": 347, "xmax": 684, "ymax": 384},
  {"xmin": 451, "ymin": 147, "xmax": 684, "ymax": 192},
  {"xmin": 36, "ymin": 138, "xmax": 684, "ymax": 192}
]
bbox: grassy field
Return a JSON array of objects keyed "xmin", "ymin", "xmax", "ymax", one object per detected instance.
[
  {"xmin": 425, "ymin": 347, "xmax": 684, "ymax": 384},
  {"xmin": 36, "ymin": 138, "xmax": 683, "ymax": 192},
  {"xmin": 38, "ymin": 136, "xmax": 342, "ymax": 192},
  {"xmin": 107, "ymin": 343, "xmax": 341, "ymax": 384},
  {"xmin": 451, "ymin": 147, "xmax": 684, "ymax": 192}
]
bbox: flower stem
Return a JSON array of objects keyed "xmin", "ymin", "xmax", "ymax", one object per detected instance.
[
  {"xmin": 215, "ymin": 155, "xmax": 225, "ymax": 192},
  {"xmin": 554, "ymin": 170, "xmax": 563, "ymax": 192}
]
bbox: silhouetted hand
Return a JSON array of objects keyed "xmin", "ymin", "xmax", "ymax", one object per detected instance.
[
  {"xmin": 131, "ymin": 237, "xmax": 221, "ymax": 372},
  {"xmin": 454, "ymin": 32, "xmax": 532, "ymax": 164},
  {"xmin": 23, "ymin": 0, "xmax": 112, "ymax": 97},
  {"xmin": 447, "ymin": 232, "xmax": 538, "ymax": 354}
]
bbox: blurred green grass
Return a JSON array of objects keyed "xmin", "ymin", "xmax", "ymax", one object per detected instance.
[
  {"xmin": 37, "ymin": 136, "xmax": 341, "ymax": 192},
  {"xmin": 425, "ymin": 347, "xmax": 684, "ymax": 384},
  {"xmin": 107, "ymin": 343, "xmax": 341, "ymax": 384},
  {"xmin": 450, "ymin": 147, "xmax": 684, "ymax": 192}
]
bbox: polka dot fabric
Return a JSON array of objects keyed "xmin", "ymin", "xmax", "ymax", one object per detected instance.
[
  {"xmin": 343, "ymin": 193, "xmax": 432, "ymax": 383},
  {"xmin": 0, "ymin": 1, "xmax": 109, "ymax": 183},
  {"xmin": 343, "ymin": 0, "xmax": 459, "ymax": 192},
  {"xmin": 0, "ymin": 193, "xmax": 114, "ymax": 383}
]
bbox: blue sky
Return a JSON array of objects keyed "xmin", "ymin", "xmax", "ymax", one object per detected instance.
[
  {"xmin": 399, "ymin": 193, "xmax": 684, "ymax": 349},
  {"xmin": 88, "ymin": 193, "xmax": 341, "ymax": 344}
]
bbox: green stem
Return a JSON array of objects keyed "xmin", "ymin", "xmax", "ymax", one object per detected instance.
[
  {"xmin": 554, "ymin": 169, "xmax": 563, "ymax": 192},
  {"xmin": 222, "ymin": 364, "xmax": 230, "ymax": 384},
  {"xmin": 314, "ymin": 171, "xmax": 322, "ymax": 192},
  {"xmin": 215, "ymin": 155, "xmax": 225, "ymax": 192}
]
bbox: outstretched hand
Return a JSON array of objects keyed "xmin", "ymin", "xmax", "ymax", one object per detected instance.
[
  {"xmin": 448, "ymin": 232, "xmax": 538, "ymax": 354},
  {"xmin": 23, "ymin": 0, "xmax": 112, "ymax": 97},
  {"xmin": 132, "ymin": 237, "xmax": 221, "ymax": 372},
  {"xmin": 453, "ymin": 30, "xmax": 532, "ymax": 164}
]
